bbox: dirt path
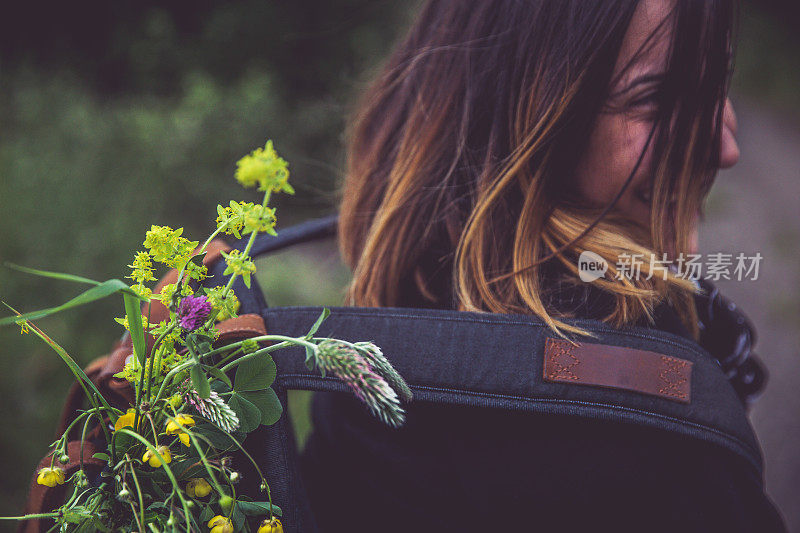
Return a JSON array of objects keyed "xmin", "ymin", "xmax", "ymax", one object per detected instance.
[{"xmin": 699, "ymin": 97, "xmax": 800, "ymax": 529}]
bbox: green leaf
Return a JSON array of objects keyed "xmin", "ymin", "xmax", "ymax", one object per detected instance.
[
  {"xmin": 193, "ymin": 422, "xmax": 238, "ymax": 450},
  {"xmin": 305, "ymin": 308, "xmax": 330, "ymax": 339},
  {"xmin": 190, "ymin": 365, "xmax": 211, "ymax": 399},
  {"xmin": 3, "ymin": 262, "xmax": 101, "ymax": 286},
  {"xmin": 0, "ymin": 279, "xmax": 142, "ymax": 327},
  {"xmin": 92, "ymin": 452, "xmax": 110, "ymax": 462},
  {"xmin": 305, "ymin": 346, "xmax": 316, "ymax": 371},
  {"xmin": 232, "ymin": 502, "xmax": 246, "ymax": 531},
  {"xmin": 236, "ymin": 501, "xmax": 282, "ymax": 517},
  {"xmin": 228, "ymin": 393, "xmax": 261, "ymax": 433},
  {"xmin": 111, "ymin": 430, "xmax": 137, "ymax": 457},
  {"xmin": 242, "ymin": 388, "xmax": 282, "ymax": 426},
  {"xmin": 123, "ymin": 292, "xmax": 146, "ymax": 366},
  {"xmin": 199, "ymin": 505, "xmax": 213, "ymax": 522},
  {"xmin": 189, "ymin": 252, "xmax": 207, "ymax": 269},
  {"xmin": 204, "ymin": 365, "xmax": 232, "ymax": 389},
  {"xmin": 233, "ymin": 354, "xmax": 276, "ymax": 392}
]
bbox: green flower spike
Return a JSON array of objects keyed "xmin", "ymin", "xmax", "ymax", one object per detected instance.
[
  {"xmin": 234, "ymin": 140, "xmax": 294, "ymax": 194},
  {"xmin": 221, "ymin": 249, "xmax": 256, "ymax": 289}
]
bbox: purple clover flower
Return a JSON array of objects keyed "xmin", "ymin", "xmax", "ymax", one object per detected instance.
[{"xmin": 177, "ymin": 295, "xmax": 213, "ymax": 331}]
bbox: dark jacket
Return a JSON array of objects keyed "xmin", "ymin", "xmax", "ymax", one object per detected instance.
[{"xmin": 298, "ymin": 283, "xmax": 786, "ymax": 532}]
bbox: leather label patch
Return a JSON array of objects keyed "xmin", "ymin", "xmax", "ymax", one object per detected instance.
[{"xmin": 543, "ymin": 338, "xmax": 692, "ymax": 403}]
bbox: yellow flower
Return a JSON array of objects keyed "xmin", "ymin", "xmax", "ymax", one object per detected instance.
[
  {"xmin": 166, "ymin": 414, "xmax": 195, "ymax": 447},
  {"xmin": 234, "ymin": 140, "xmax": 293, "ymax": 194},
  {"xmin": 36, "ymin": 467, "xmax": 66, "ymax": 487},
  {"xmin": 142, "ymin": 445, "xmax": 172, "ymax": 467},
  {"xmin": 186, "ymin": 478, "xmax": 213, "ymax": 498},
  {"xmin": 257, "ymin": 518, "xmax": 283, "ymax": 533},
  {"xmin": 114, "ymin": 409, "xmax": 136, "ymax": 432},
  {"xmin": 207, "ymin": 515, "xmax": 233, "ymax": 533},
  {"xmin": 166, "ymin": 414, "xmax": 195, "ymax": 434},
  {"xmin": 127, "ymin": 251, "xmax": 156, "ymax": 284}
]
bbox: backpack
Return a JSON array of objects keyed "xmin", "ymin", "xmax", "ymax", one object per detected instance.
[{"xmin": 21, "ymin": 215, "xmax": 778, "ymax": 532}]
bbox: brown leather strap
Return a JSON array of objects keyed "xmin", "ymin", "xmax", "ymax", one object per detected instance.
[
  {"xmin": 217, "ymin": 313, "xmax": 268, "ymax": 342},
  {"xmin": 543, "ymin": 337, "xmax": 693, "ymax": 403}
]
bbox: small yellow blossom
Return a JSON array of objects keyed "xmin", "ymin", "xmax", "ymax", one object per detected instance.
[
  {"xmin": 36, "ymin": 467, "xmax": 66, "ymax": 487},
  {"xmin": 166, "ymin": 413, "xmax": 195, "ymax": 433},
  {"xmin": 207, "ymin": 515, "xmax": 233, "ymax": 533},
  {"xmin": 221, "ymin": 249, "xmax": 257, "ymax": 289},
  {"xmin": 129, "ymin": 283, "xmax": 153, "ymax": 300},
  {"xmin": 127, "ymin": 251, "xmax": 156, "ymax": 284},
  {"xmin": 166, "ymin": 414, "xmax": 195, "ymax": 447},
  {"xmin": 114, "ymin": 409, "xmax": 136, "ymax": 432},
  {"xmin": 142, "ymin": 445, "xmax": 172, "ymax": 467},
  {"xmin": 257, "ymin": 518, "xmax": 283, "ymax": 533},
  {"xmin": 205, "ymin": 286, "xmax": 240, "ymax": 321},
  {"xmin": 186, "ymin": 478, "xmax": 212, "ymax": 498},
  {"xmin": 234, "ymin": 140, "xmax": 293, "ymax": 194},
  {"xmin": 114, "ymin": 315, "xmax": 150, "ymax": 332},
  {"xmin": 143, "ymin": 225, "xmax": 198, "ymax": 267}
]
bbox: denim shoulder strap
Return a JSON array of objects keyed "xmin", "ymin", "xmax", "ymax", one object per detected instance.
[
  {"xmin": 265, "ymin": 306, "xmax": 762, "ymax": 471},
  {"xmin": 257, "ymin": 306, "xmax": 762, "ymax": 532}
]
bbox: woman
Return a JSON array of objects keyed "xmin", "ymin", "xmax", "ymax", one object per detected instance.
[{"xmin": 300, "ymin": 0, "xmax": 785, "ymax": 531}]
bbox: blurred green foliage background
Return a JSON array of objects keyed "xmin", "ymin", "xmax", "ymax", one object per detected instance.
[{"xmin": 0, "ymin": 0, "xmax": 797, "ymax": 527}]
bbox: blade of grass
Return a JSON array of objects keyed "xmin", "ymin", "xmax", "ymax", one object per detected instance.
[
  {"xmin": 4, "ymin": 304, "xmax": 115, "ymax": 414},
  {"xmin": 123, "ymin": 292, "xmax": 147, "ymax": 367},
  {"xmin": 3, "ymin": 262, "xmax": 103, "ymax": 286},
  {"xmin": 0, "ymin": 279, "xmax": 144, "ymax": 327}
]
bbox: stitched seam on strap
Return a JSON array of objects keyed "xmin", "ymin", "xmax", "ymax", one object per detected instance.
[
  {"xmin": 547, "ymin": 339, "xmax": 580, "ymax": 381},
  {"xmin": 658, "ymin": 355, "xmax": 689, "ymax": 399}
]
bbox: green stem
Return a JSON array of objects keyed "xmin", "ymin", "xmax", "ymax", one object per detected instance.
[
  {"xmin": 59, "ymin": 406, "xmax": 109, "ymax": 441},
  {"xmin": 152, "ymin": 335, "xmax": 309, "ymax": 407},
  {"xmin": 206, "ymin": 429, "xmax": 273, "ymax": 519},
  {"xmin": 169, "ymin": 222, "xmax": 228, "ymax": 293},
  {"xmin": 152, "ymin": 361, "xmax": 194, "ymax": 408},
  {"xmin": 126, "ymin": 454, "xmax": 146, "ymax": 531},
  {"xmin": 146, "ymin": 413, "xmax": 160, "ymax": 446},
  {"xmin": 196, "ymin": 226, "xmax": 227, "ymax": 260},
  {"xmin": 214, "ymin": 347, "xmax": 244, "ymax": 368},
  {"xmin": 116, "ymin": 429, "xmax": 194, "ymax": 530},
  {"xmin": 78, "ymin": 413, "xmax": 92, "ymax": 478},
  {"xmin": 128, "ymin": 501, "xmax": 144, "ymax": 533},
  {"xmin": 221, "ymin": 190, "xmax": 271, "ymax": 297},
  {"xmin": 144, "ymin": 324, "xmax": 177, "ymax": 405},
  {"xmin": 0, "ymin": 513, "xmax": 60, "ymax": 520},
  {"xmin": 165, "ymin": 408, "xmax": 226, "ymax": 497},
  {"xmin": 134, "ymin": 303, "xmax": 154, "ymax": 421},
  {"xmin": 219, "ymin": 343, "xmax": 288, "ymax": 374}
]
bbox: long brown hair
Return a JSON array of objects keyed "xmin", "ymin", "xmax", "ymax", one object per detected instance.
[{"xmin": 339, "ymin": 0, "xmax": 735, "ymax": 338}]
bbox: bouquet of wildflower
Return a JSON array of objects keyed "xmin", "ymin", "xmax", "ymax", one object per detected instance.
[{"xmin": 0, "ymin": 140, "xmax": 411, "ymax": 532}]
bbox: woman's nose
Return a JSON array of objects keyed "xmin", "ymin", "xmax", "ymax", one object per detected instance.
[{"xmin": 718, "ymin": 98, "xmax": 739, "ymax": 169}]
